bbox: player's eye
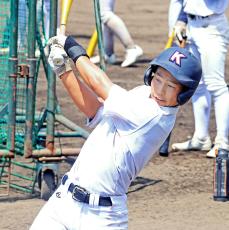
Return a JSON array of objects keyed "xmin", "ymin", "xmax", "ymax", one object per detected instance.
[
  {"xmin": 155, "ymin": 75, "xmax": 161, "ymax": 82},
  {"xmin": 168, "ymin": 84, "xmax": 175, "ymax": 89}
]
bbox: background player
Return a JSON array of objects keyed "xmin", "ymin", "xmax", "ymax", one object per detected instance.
[
  {"xmin": 30, "ymin": 35, "xmax": 201, "ymax": 229},
  {"xmin": 91, "ymin": 0, "xmax": 143, "ymax": 67},
  {"xmin": 170, "ymin": 0, "xmax": 229, "ymax": 158}
]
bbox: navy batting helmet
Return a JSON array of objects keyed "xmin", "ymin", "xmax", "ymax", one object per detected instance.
[{"xmin": 144, "ymin": 47, "xmax": 202, "ymax": 105}]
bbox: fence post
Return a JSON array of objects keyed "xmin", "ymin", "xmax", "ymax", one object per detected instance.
[
  {"xmin": 24, "ymin": 0, "xmax": 37, "ymax": 158},
  {"xmin": 46, "ymin": 0, "xmax": 58, "ymax": 152},
  {"xmin": 7, "ymin": 0, "xmax": 19, "ymax": 153},
  {"xmin": 93, "ymin": 0, "xmax": 105, "ymax": 71}
]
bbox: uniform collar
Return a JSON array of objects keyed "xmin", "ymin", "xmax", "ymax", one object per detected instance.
[{"xmin": 159, "ymin": 105, "xmax": 179, "ymax": 115}]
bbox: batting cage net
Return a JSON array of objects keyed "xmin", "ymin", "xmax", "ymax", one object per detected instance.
[
  {"xmin": 0, "ymin": 0, "xmax": 10, "ymax": 149},
  {"xmin": 0, "ymin": 0, "xmax": 44, "ymax": 195},
  {"xmin": 0, "ymin": 0, "xmax": 50, "ymax": 154}
]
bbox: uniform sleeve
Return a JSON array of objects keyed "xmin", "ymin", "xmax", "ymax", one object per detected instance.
[{"xmin": 103, "ymin": 84, "xmax": 160, "ymax": 131}]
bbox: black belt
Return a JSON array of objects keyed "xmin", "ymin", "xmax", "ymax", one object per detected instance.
[
  {"xmin": 188, "ymin": 14, "xmax": 209, "ymax": 20},
  {"xmin": 62, "ymin": 175, "xmax": 112, "ymax": 207}
]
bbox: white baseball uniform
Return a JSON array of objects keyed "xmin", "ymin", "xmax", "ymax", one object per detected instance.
[
  {"xmin": 169, "ymin": 0, "xmax": 229, "ymax": 148},
  {"xmin": 30, "ymin": 84, "xmax": 178, "ymax": 230}
]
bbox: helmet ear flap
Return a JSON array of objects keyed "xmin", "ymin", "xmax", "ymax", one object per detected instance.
[
  {"xmin": 177, "ymin": 88, "xmax": 195, "ymax": 105},
  {"xmin": 144, "ymin": 66, "xmax": 153, "ymax": 86}
]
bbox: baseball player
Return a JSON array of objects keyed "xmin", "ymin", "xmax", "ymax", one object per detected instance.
[
  {"xmin": 30, "ymin": 35, "xmax": 201, "ymax": 230},
  {"xmin": 170, "ymin": 0, "xmax": 229, "ymax": 158},
  {"xmin": 90, "ymin": 0, "xmax": 143, "ymax": 67}
]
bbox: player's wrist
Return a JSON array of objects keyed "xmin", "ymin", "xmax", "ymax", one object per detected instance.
[{"xmin": 64, "ymin": 36, "xmax": 89, "ymax": 63}]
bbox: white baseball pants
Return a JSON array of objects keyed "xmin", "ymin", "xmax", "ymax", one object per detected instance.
[
  {"xmin": 188, "ymin": 14, "xmax": 229, "ymax": 145},
  {"xmin": 30, "ymin": 184, "xmax": 128, "ymax": 230}
]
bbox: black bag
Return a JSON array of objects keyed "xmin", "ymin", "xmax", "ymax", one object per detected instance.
[{"xmin": 213, "ymin": 148, "xmax": 229, "ymax": 202}]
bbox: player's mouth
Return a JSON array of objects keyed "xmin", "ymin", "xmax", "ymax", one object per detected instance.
[{"xmin": 154, "ymin": 95, "xmax": 165, "ymax": 103}]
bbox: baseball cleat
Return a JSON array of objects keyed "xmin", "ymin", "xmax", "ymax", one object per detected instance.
[
  {"xmin": 90, "ymin": 53, "xmax": 116, "ymax": 65},
  {"xmin": 172, "ymin": 136, "xmax": 212, "ymax": 151},
  {"xmin": 206, "ymin": 145, "xmax": 218, "ymax": 158},
  {"xmin": 206, "ymin": 140, "xmax": 229, "ymax": 158},
  {"xmin": 121, "ymin": 45, "xmax": 143, "ymax": 67}
]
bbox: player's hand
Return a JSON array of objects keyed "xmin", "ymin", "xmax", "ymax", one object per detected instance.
[
  {"xmin": 48, "ymin": 34, "xmax": 67, "ymax": 48},
  {"xmin": 48, "ymin": 44, "xmax": 72, "ymax": 78},
  {"xmin": 48, "ymin": 35, "xmax": 89, "ymax": 63},
  {"xmin": 174, "ymin": 20, "xmax": 187, "ymax": 45}
]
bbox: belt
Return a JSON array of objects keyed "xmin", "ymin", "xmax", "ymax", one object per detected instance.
[
  {"xmin": 62, "ymin": 175, "xmax": 112, "ymax": 207},
  {"xmin": 188, "ymin": 14, "xmax": 210, "ymax": 20}
]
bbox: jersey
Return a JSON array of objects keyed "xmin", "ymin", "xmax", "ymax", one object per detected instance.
[
  {"xmin": 67, "ymin": 84, "xmax": 178, "ymax": 196},
  {"xmin": 175, "ymin": 0, "xmax": 229, "ymax": 22},
  {"xmin": 183, "ymin": 0, "xmax": 229, "ymax": 16}
]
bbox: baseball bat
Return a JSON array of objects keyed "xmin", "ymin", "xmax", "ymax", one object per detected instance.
[
  {"xmin": 159, "ymin": 133, "xmax": 171, "ymax": 157},
  {"xmin": 60, "ymin": 0, "xmax": 73, "ymax": 35},
  {"xmin": 53, "ymin": 0, "xmax": 73, "ymax": 66},
  {"xmin": 87, "ymin": 29, "xmax": 98, "ymax": 57},
  {"xmin": 164, "ymin": 30, "xmax": 175, "ymax": 49}
]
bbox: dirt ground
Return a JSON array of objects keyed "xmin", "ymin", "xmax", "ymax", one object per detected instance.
[{"xmin": 1, "ymin": 1, "xmax": 229, "ymax": 229}]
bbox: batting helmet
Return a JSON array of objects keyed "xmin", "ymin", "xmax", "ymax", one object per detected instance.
[{"xmin": 144, "ymin": 47, "xmax": 202, "ymax": 105}]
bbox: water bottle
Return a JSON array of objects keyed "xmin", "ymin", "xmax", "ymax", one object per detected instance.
[{"xmin": 213, "ymin": 148, "xmax": 229, "ymax": 202}]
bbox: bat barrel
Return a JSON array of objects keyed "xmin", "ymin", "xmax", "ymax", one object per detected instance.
[{"xmin": 61, "ymin": 0, "xmax": 73, "ymax": 26}]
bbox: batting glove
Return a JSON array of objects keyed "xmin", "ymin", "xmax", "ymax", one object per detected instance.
[
  {"xmin": 48, "ymin": 34, "xmax": 67, "ymax": 47},
  {"xmin": 48, "ymin": 35, "xmax": 89, "ymax": 63},
  {"xmin": 48, "ymin": 44, "xmax": 72, "ymax": 78},
  {"xmin": 174, "ymin": 20, "xmax": 187, "ymax": 44}
]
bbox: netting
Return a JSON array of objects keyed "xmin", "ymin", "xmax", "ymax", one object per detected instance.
[
  {"xmin": 15, "ymin": 1, "xmax": 32, "ymax": 153},
  {"xmin": 0, "ymin": 0, "xmax": 10, "ymax": 148},
  {"xmin": 0, "ymin": 0, "xmax": 45, "ymax": 153},
  {"xmin": 0, "ymin": 0, "xmax": 45, "ymax": 194}
]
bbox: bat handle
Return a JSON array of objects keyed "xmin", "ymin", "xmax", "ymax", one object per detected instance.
[
  {"xmin": 179, "ymin": 31, "xmax": 187, "ymax": 48},
  {"xmin": 159, "ymin": 132, "xmax": 172, "ymax": 157},
  {"xmin": 52, "ymin": 26, "xmax": 66, "ymax": 66},
  {"xmin": 180, "ymin": 37, "xmax": 187, "ymax": 48},
  {"xmin": 59, "ymin": 24, "xmax": 66, "ymax": 35}
]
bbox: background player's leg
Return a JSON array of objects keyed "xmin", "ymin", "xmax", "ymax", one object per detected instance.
[
  {"xmin": 192, "ymin": 84, "xmax": 211, "ymax": 140},
  {"xmin": 171, "ymin": 43, "xmax": 212, "ymax": 151},
  {"xmin": 191, "ymin": 15, "xmax": 229, "ymax": 157},
  {"xmin": 105, "ymin": 13, "xmax": 135, "ymax": 50},
  {"xmin": 103, "ymin": 25, "xmax": 114, "ymax": 57},
  {"xmin": 100, "ymin": 0, "xmax": 142, "ymax": 67}
]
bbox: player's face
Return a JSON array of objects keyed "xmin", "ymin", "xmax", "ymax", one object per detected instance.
[{"xmin": 151, "ymin": 67, "xmax": 183, "ymax": 106}]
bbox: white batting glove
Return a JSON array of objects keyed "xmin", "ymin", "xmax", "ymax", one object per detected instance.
[
  {"xmin": 48, "ymin": 44, "xmax": 72, "ymax": 78},
  {"xmin": 174, "ymin": 20, "xmax": 187, "ymax": 44},
  {"xmin": 48, "ymin": 35, "xmax": 67, "ymax": 48}
]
